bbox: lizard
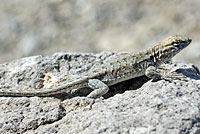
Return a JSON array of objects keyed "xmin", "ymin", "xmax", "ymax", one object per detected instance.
[{"xmin": 0, "ymin": 34, "xmax": 192, "ymax": 99}]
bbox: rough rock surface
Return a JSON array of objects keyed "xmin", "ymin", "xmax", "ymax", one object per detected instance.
[
  {"xmin": 0, "ymin": 0, "xmax": 200, "ymax": 67},
  {"xmin": 0, "ymin": 53, "xmax": 200, "ymax": 134}
]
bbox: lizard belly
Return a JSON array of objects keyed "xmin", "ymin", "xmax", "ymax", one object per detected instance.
[{"xmin": 103, "ymin": 70, "xmax": 145, "ymax": 86}]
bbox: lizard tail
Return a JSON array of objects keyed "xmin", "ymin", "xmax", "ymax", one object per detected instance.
[{"xmin": 0, "ymin": 80, "xmax": 88, "ymax": 97}]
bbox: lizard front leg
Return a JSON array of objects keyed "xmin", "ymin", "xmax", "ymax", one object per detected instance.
[
  {"xmin": 87, "ymin": 79, "xmax": 109, "ymax": 99},
  {"xmin": 145, "ymin": 66, "xmax": 186, "ymax": 82},
  {"xmin": 145, "ymin": 66, "xmax": 163, "ymax": 81}
]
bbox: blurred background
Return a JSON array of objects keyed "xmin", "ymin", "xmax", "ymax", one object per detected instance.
[{"xmin": 0, "ymin": 0, "xmax": 199, "ymax": 67}]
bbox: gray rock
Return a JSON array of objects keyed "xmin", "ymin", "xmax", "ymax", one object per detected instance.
[
  {"xmin": 0, "ymin": 53, "xmax": 200, "ymax": 134},
  {"xmin": 0, "ymin": 0, "xmax": 200, "ymax": 68}
]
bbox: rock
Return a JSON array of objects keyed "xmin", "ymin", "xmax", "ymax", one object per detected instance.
[
  {"xmin": 0, "ymin": 1, "xmax": 200, "ymax": 67},
  {"xmin": 0, "ymin": 53, "xmax": 200, "ymax": 134}
]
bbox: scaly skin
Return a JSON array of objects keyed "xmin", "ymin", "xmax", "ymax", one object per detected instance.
[{"xmin": 0, "ymin": 34, "xmax": 192, "ymax": 98}]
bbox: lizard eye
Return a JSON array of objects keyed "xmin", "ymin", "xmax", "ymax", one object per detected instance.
[
  {"xmin": 173, "ymin": 42, "xmax": 181, "ymax": 46},
  {"xmin": 173, "ymin": 43, "xmax": 178, "ymax": 46}
]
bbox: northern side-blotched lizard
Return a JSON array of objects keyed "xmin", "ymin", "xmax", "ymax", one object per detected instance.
[{"xmin": 0, "ymin": 34, "xmax": 192, "ymax": 98}]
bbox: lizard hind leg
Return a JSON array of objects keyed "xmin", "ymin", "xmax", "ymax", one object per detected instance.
[{"xmin": 87, "ymin": 79, "xmax": 109, "ymax": 99}]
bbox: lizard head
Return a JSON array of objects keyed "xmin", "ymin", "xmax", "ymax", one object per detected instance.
[{"xmin": 154, "ymin": 34, "xmax": 192, "ymax": 62}]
